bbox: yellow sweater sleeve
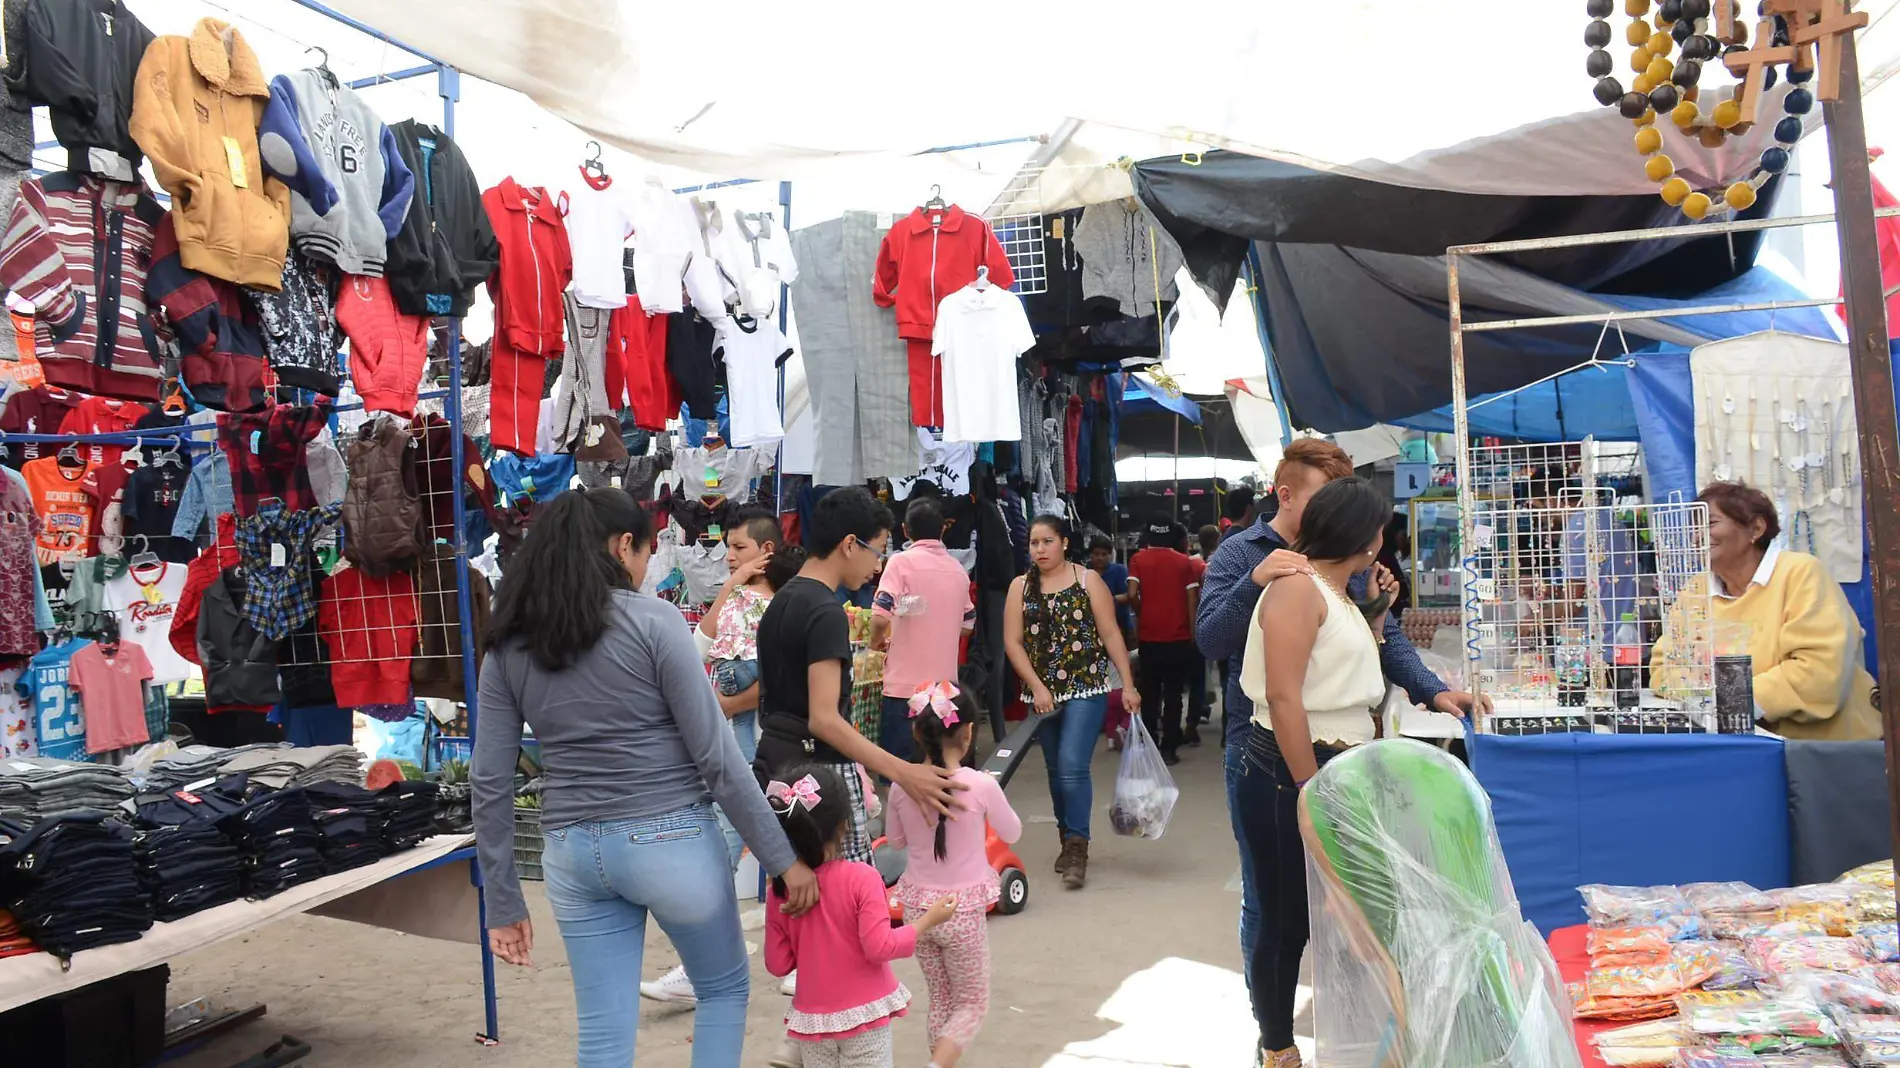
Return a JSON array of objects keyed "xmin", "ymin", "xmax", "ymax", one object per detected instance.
[{"xmin": 1754, "ymin": 555, "xmax": 1858, "ymax": 725}]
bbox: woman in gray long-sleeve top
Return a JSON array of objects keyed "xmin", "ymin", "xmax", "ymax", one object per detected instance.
[{"xmin": 472, "ymin": 488, "xmax": 818, "ymax": 1068}]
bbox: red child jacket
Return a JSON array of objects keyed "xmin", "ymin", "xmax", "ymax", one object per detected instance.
[
  {"xmin": 482, "ymin": 177, "xmax": 572, "ymax": 358},
  {"xmin": 872, "ymin": 205, "xmax": 1014, "ymax": 341}
]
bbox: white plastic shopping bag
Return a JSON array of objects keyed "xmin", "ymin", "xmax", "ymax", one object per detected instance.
[{"xmin": 1110, "ymin": 712, "xmax": 1180, "ymax": 839}]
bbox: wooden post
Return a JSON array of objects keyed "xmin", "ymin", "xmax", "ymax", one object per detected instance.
[{"xmin": 1822, "ymin": 34, "xmax": 1900, "ymax": 903}]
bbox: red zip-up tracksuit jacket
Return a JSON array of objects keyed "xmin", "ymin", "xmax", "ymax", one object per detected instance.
[
  {"xmin": 872, "ymin": 205, "xmax": 1014, "ymax": 427},
  {"xmin": 483, "ymin": 178, "xmax": 573, "ymax": 455}
]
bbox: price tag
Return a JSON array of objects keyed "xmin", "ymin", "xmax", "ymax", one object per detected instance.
[
  {"xmin": 8, "ymin": 760, "xmax": 34, "ymax": 772},
  {"xmin": 706, "ymin": 524, "xmax": 722, "ymax": 540},
  {"xmin": 222, "ymin": 136, "xmax": 249, "ymax": 189},
  {"xmin": 519, "ymin": 475, "xmax": 535, "ymax": 493},
  {"xmin": 270, "ymin": 543, "xmax": 286, "ymax": 567},
  {"xmin": 609, "ymin": 476, "xmax": 622, "ymax": 489},
  {"xmin": 140, "ymin": 584, "xmax": 162, "ymax": 605},
  {"xmin": 1475, "ymin": 577, "xmax": 1497, "ymax": 602},
  {"xmin": 877, "ymin": 212, "xmax": 895, "ymax": 230},
  {"xmin": 1474, "ymin": 524, "xmax": 1495, "ymax": 550},
  {"xmin": 183, "ymin": 777, "xmax": 217, "ymax": 792},
  {"xmin": 249, "ymin": 430, "xmax": 262, "ymax": 455},
  {"xmin": 173, "ymin": 790, "xmax": 202, "ymax": 804},
  {"xmin": 584, "ymin": 422, "xmax": 604, "ymax": 447}
]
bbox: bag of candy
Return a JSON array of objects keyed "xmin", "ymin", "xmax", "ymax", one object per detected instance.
[
  {"xmin": 1862, "ymin": 922, "xmax": 1900, "ymax": 964},
  {"xmin": 1592, "ymin": 927, "xmax": 1676, "ymax": 967},
  {"xmin": 1774, "ymin": 885, "xmax": 1862, "ymax": 937},
  {"xmin": 1769, "ymin": 970, "xmax": 1900, "ymax": 1016},
  {"xmin": 1685, "ymin": 939, "xmax": 1771, "ymax": 991},
  {"xmin": 1859, "ymin": 887, "xmax": 1900, "ymax": 927},
  {"xmin": 1583, "ymin": 884, "xmax": 1706, "ymax": 939},
  {"xmin": 1746, "ymin": 936, "xmax": 1873, "ymax": 976},
  {"xmin": 1838, "ymin": 860, "xmax": 1896, "ymax": 890},
  {"xmin": 1687, "ymin": 881, "xmax": 1781, "ymax": 922}
]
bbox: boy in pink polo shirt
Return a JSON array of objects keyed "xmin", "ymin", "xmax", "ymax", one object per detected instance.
[{"xmin": 871, "ymin": 497, "xmax": 975, "ymax": 760}]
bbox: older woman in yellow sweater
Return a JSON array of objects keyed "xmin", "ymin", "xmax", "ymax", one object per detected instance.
[{"xmin": 1655, "ymin": 482, "xmax": 1879, "ymax": 741}]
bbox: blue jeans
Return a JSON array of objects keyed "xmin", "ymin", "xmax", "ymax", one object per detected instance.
[
  {"xmin": 878, "ymin": 695, "xmax": 915, "ymax": 762},
  {"xmin": 542, "ymin": 804, "xmax": 748, "ymax": 1067},
  {"xmin": 1226, "ymin": 739, "xmax": 1258, "ymax": 990},
  {"xmin": 1038, "ymin": 694, "xmax": 1108, "ymax": 840},
  {"xmin": 715, "ymin": 710, "xmax": 758, "ymax": 872},
  {"xmin": 712, "ymin": 658, "xmax": 759, "ymax": 696}
]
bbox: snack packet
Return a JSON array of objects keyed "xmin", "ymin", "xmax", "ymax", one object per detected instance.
[
  {"xmin": 1774, "ymin": 885, "xmax": 1861, "ymax": 937},
  {"xmin": 1838, "ymin": 861, "xmax": 1896, "ymax": 891},
  {"xmin": 1863, "ymin": 922, "xmax": 1900, "ymax": 964},
  {"xmin": 1584, "ymin": 884, "xmax": 1706, "ymax": 940},
  {"xmin": 1746, "ymin": 936, "xmax": 1873, "ymax": 976},
  {"xmin": 1769, "ymin": 970, "xmax": 1900, "ymax": 1016},
  {"xmin": 1592, "ymin": 927, "xmax": 1676, "ymax": 967}
]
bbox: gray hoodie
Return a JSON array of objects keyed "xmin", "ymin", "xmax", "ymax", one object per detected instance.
[{"xmin": 257, "ymin": 68, "xmax": 415, "ymax": 276}]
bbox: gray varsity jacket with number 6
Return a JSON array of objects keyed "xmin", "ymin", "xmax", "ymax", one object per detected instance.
[{"xmin": 257, "ymin": 67, "xmax": 416, "ymax": 277}]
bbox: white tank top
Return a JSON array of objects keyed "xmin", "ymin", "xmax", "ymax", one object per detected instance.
[{"xmin": 1241, "ymin": 572, "xmax": 1386, "ymax": 745}]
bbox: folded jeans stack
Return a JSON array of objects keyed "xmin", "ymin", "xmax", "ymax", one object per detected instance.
[
  {"xmin": 211, "ymin": 779, "xmax": 326, "ymax": 899},
  {"xmin": 377, "ymin": 779, "xmax": 439, "ymax": 851},
  {"xmin": 130, "ymin": 789, "xmax": 247, "ymax": 921},
  {"xmin": 218, "ymin": 745, "xmax": 365, "ymax": 790},
  {"xmin": 0, "ymin": 759, "xmax": 135, "ymax": 821},
  {"xmin": 0, "ymin": 813, "xmax": 153, "ymax": 955},
  {"xmin": 303, "ymin": 781, "xmax": 386, "ymax": 873}
]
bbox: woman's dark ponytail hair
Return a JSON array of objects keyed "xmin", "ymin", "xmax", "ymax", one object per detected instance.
[
  {"xmin": 763, "ymin": 544, "xmax": 808, "ymax": 592},
  {"xmin": 1025, "ymin": 514, "xmax": 1070, "ymax": 601},
  {"xmin": 1291, "ymin": 476, "xmax": 1390, "ymax": 562},
  {"xmin": 766, "ymin": 764, "xmax": 849, "ymax": 897},
  {"xmin": 910, "ymin": 688, "xmax": 979, "ymax": 861},
  {"xmin": 487, "ymin": 488, "xmax": 652, "ymax": 671}
]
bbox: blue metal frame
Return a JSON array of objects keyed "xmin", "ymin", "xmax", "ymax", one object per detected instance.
[{"xmin": 1242, "ymin": 244, "xmax": 1297, "ymax": 447}]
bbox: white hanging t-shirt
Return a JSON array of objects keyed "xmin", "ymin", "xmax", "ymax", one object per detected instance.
[
  {"xmin": 101, "ymin": 560, "xmax": 193, "ymax": 685},
  {"xmin": 560, "ymin": 174, "xmax": 634, "ymax": 310},
  {"xmin": 716, "ymin": 317, "xmax": 792, "ymax": 448},
  {"xmin": 933, "ymin": 284, "xmax": 1036, "ymax": 443},
  {"xmin": 893, "ymin": 428, "xmax": 975, "ymax": 501}
]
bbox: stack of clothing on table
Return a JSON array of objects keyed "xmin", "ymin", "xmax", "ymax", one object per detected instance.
[
  {"xmin": 303, "ymin": 782, "xmax": 385, "ymax": 874},
  {"xmin": 0, "ymin": 908, "xmax": 34, "ymax": 958},
  {"xmin": 142, "ymin": 744, "xmax": 263, "ymax": 791},
  {"xmin": 129, "ymin": 789, "xmax": 246, "ymax": 921},
  {"xmin": 377, "ymin": 780, "xmax": 439, "ymax": 850},
  {"xmin": 218, "ymin": 745, "xmax": 365, "ymax": 789},
  {"xmin": 0, "ymin": 814, "xmax": 152, "ymax": 954},
  {"xmin": 210, "ymin": 777, "xmax": 325, "ymax": 899},
  {"xmin": 0, "ymin": 759, "xmax": 134, "ymax": 820}
]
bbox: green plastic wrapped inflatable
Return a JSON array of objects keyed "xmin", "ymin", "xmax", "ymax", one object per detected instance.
[{"xmin": 1298, "ymin": 739, "xmax": 1580, "ymax": 1068}]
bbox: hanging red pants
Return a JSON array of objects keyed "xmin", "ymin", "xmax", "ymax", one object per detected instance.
[
  {"xmin": 489, "ymin": 340, "xmax": 545, "ymax": 456},
  {"xmin": 616, "ymin": 297, "xmax": 677, "ymax": 432},
  {"xmin": 906, "ymin": 337, "xmax": 943, "ymax": 428}
]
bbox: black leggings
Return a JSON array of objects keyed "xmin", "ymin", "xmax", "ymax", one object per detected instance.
[
  {"xmin": 1136, "ymin": 639, "xmax": 1195, "ymax": 750},
  {"xmin": 1234, "ymin": 723, "xmax": 1344, "ymax": 1051}
]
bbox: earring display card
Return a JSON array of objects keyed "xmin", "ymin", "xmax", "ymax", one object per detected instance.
[{"xmin": 1690, "ymin": 332, "xmax": 1862, "ymax": 584}]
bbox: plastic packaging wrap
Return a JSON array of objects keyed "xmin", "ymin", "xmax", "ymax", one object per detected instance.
[
  {"xmin": 1774, "ymin": 885, "xmax": 1862, "ymax": 936},
  {"xmin": 1863, "ymin": 922, "xmax": 1900, "ymax": 964},
  {"xmin": 1686, "ymin": 881, "xmax": 1781, "ymax": 937},
  {"xmin": 1591, "ymin": 927, "xmax": 1675, "ymax": 967},
  {"xmin": 1767, "ymin": 971, "xmax": 1900, "ymax": 1016},
  {"xmin": 1746, "ymin": 936, "xmax": 1872, "ymax": 976},
  {"xmin": 1679, "ymin": 940, "xmax": 1770, "ymax": 990},
  {"xmin": 1681, "ymin": 998, "xmax": 1841, "ymax": 1053},
  {"xmin": 1108, "ymin": 711, "xmax": 1177, "ymax": 839},
  {"xmin": 1583, "ymin": 883, "xmax": 1707, "ymax": 940},
  {"xmin": 1298, "ymin": 739, "xmax": 1580, "ymax": 1068}
]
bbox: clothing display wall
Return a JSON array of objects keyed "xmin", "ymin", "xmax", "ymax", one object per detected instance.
[{"xmin": 1690, "ymin": 332, "xmax": 1863, "ymax": 583}]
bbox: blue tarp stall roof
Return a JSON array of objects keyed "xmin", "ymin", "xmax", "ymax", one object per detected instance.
[{"xmin": 1393, "ymin": 266, "xmax": 1839, "ymax": 442}]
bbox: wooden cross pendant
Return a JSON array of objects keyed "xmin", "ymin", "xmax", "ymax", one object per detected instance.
[
  {"xmin": 1793, "ymin": 0, "xmax": 1870, "ymax": 101},
  {"xmin": 1724, "ymin": 16, "xmax": 1803, "ymax": 125}
]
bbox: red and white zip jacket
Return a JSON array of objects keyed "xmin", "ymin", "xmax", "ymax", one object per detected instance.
[
  {"xmin": 872, "ymin": 204, "xmax": 1014, "ymax": 341},
  {"xmin": 0, "ymin": 172, "xmax": 173, "ymax": 402},
  {"xmin": 482, "ymin": 177, "xmax": 572, "ymax": 358}
]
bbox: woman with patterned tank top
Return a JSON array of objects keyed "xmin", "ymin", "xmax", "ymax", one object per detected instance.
[{"xmin": 1003, "ymin": 515, "xmax": 1139, "ymax": 890}]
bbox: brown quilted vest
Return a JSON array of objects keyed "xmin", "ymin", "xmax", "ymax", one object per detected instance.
[{"xmin": 341, "ymin": 416, "xmax": 421, "ymax": 576}]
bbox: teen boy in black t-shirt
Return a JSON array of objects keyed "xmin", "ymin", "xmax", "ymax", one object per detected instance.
[{"xmin": 755, "ymin": 486, "xmax": 962, "ymax": 862}]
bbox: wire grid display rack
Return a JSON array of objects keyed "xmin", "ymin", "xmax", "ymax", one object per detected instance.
[
  {"xmin": 1462, "ymin": 440, "xmax": 1719, "ymax": 734},
  {"xmin": 983, "ymin": 163, "xmax": 1049, "ymax": 295}
]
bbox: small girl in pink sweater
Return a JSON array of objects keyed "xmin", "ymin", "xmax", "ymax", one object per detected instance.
[
  {"xmin": 765, "ymin": 764, "xmax": 955, "ymax": 1068},
  {"xmin": 885, "ymin": 684, "xmax": 1023, "ymax": 1068}
]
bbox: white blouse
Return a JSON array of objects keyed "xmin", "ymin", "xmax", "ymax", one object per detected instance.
[{"xmin": 1241, "ymin": 573, "xmax": 1386, "ymax": 745}]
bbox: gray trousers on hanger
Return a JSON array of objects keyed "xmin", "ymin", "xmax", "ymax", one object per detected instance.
[{"xmin": 790, "ymin": 212, "xmax": 913, "ymax": 485}]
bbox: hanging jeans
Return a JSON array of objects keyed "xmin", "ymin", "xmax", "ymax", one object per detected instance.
[
  {"xmin": 542, "ymin": 804, "xmax": 749, "ymax": 1068},
  {"xmin": 1234, "ymin": 724, "xmax": 1346, "ymax": 1053},
  {"xmin": 1037, "ymin": 694, "xmax": 1108, "ymax": 840}
]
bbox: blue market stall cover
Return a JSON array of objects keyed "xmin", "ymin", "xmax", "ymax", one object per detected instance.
[
  {"xmin": 1121, "ymin": 374, "xmax": 1203, "ymax": 423},
  {"xmin": 1394, "ymin": 268, "xmax": 1837, "ymax": 441}
]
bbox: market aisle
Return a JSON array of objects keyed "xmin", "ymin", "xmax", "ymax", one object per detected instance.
[{"xmin": 163, "ymin": 733, "xmax": 1263, "ymax": 1067}]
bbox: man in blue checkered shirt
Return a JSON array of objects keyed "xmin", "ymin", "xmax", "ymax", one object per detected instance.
[{"xmin": 1195, "ymin": 438, "xmax": 1489, "ymax": 1030}]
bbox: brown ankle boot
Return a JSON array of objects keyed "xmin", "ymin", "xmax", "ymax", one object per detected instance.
[
  {"xmin": 1061, "ymin": 835, "xmax": 1088, "ymax": 889},
  {"xmin": 1055, "ymin": 831, "xmax": 1077, "ymax": 875}
]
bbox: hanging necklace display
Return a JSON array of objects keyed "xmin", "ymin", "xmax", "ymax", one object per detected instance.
[
  {"xmin": 1745, "ymin": 388, "xmax": 1760, "ymax": 486},
  {"xmin": 1713, "ymin": 388, "xmax": 1736, "ymax": 480},
  {"xmin": 1582, "ymin": 0, "xmax": 1864, "ymax": 221},
  {"xmin": 1821, "ymin": 396, "xmax": 1842, "ymax": 504}
]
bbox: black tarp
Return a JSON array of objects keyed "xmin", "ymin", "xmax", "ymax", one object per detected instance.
[{"xmin": 1133, "ymin": 150, "xmax": 1780, "ymax": 431}]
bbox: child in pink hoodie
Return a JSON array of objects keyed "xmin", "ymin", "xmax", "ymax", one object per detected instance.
[
  {"xmin": 765, "ymin": 765, "xmax": 955, "ymax": 1068},
  {"xmin": 885, "ymin": 684, "xmax": 1023, "ymax": 1068}
]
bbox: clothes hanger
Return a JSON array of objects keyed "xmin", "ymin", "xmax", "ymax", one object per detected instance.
[
  {"xmin": 582, "ymin": 140, "xmax": 607, "ymax": 179},
  {"xmin": 974, "ymin": 265, "xmax": 990, "ymax": 291},
  {"xmin": 925, "ymin": 185, "xmax": 947, "ymax": 227},
  {"xmin": 127, "ymin": 534, "xmax": 161, "ymax": 572},
  {"xmin": 307, "ymin": 46, "xmax": 337, "ymax": 87},
  {"xmin": 56, "ymin": 442, "xmax": 84, "ymax": 470}
]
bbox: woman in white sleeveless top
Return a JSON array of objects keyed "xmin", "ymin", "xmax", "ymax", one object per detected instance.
[{"xmin": 1235, "ymin": 476, "xmax": 1396, "ymax": 1068}]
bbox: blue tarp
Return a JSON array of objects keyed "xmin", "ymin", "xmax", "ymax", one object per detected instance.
[
  {"xmin": 1388, "ymin": 267, "xmax": 1837, "ymax": 441},
  {"xmin": 1120, "ymin": 373, "xmax": 1203, "ymax": 424}
]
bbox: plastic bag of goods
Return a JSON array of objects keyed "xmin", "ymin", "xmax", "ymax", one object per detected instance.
[
  {"xmin": 1109, "ymin": 712, "xmax": 1177, "ymax": 839},
  {"xmin": 1298, "ymin": 739, "xmax": 1581, "ymax": 1068}
]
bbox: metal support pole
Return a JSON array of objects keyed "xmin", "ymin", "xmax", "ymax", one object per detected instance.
[
  {"xmin": 1448, "ymin": 252, "xmax": 1482, "ymax": 717},
  {"xmin": 1822, "ymin": 36, "xmax": 1900, "ymax": 917}
]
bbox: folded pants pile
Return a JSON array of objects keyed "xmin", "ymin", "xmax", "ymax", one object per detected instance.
[
  {"xmin": 0, "ymin": 814, "xmax": 153, "ymax": 954},
  {"xmin": 377, "ymin": 780, "xmax": 439, "ymax": 850},
  {"xmin": 304, "ymin": 781, "xmax": 386, "ymax": 873},
  {"xmin": 0, "ymin": 759, "xmax": 135, "ymax": 821},
  {"xmin": 211, "ymin": 779, "xmax": 325, "ymax": 899},
  {"xmin": 131, "ymin": 790, "xmax": 247, "ymax": 921}
]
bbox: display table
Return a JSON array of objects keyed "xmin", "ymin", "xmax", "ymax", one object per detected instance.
[
  {"xmin": 0, "ymin": 834, "xmax": 477, "ymax": 1014},
  {"xmin": 1548, "ymin": 923, "xmax": 1610, "ymax": 1068},
  {"xmin": 1470, "ymin": 732, "xmax": 1791, "ymax": 933}
]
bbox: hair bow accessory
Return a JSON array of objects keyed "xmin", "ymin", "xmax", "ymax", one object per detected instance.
[
  {"xmin": 907, "ymin": 681, "xmax": 961, "ymax": 726},
  {"xmin": 767, "ymin": 775, "xmax": 821, "ymax": 812}
]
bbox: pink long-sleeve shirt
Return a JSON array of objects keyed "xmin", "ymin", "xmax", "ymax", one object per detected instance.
[
  {"xmin": 886, "ymin": 767, "xmax": 1022, "ymax": 893},
  {"xmin": 766, "ymin": 859, "xmax": 915, "ymax": 1036}
]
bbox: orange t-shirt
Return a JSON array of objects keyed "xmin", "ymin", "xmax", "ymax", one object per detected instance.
[{"xmin": 22, "ymin": 455, "xmax": 96, "ymax": 564}]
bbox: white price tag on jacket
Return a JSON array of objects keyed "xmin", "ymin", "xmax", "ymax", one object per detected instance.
[{"xmin": 270, "ymin": 543, "xmax": 286, "ymax": 567}]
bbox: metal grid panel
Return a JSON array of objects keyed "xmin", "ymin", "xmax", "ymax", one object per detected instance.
[{"xmin": 983, "ymin": 164, "xmax": 1048, "ymax": 296}]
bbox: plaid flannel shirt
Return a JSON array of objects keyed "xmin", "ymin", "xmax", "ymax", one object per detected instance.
[
  {"xmin": 236, "ymin": 503, "xmax": 343, "ymax": 640},
  {"xmin": 218, "ymin": 402, "xmax": 332, "ymax": 517}
]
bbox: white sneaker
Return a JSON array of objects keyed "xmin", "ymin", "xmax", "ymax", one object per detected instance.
[
  {"xmin": 638, "ymin": 964, "xmax": 697, "ymax": 1004},
  {"xmin": 779, "ymin": 970, "xmax": 797, "ymax": 996}
]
